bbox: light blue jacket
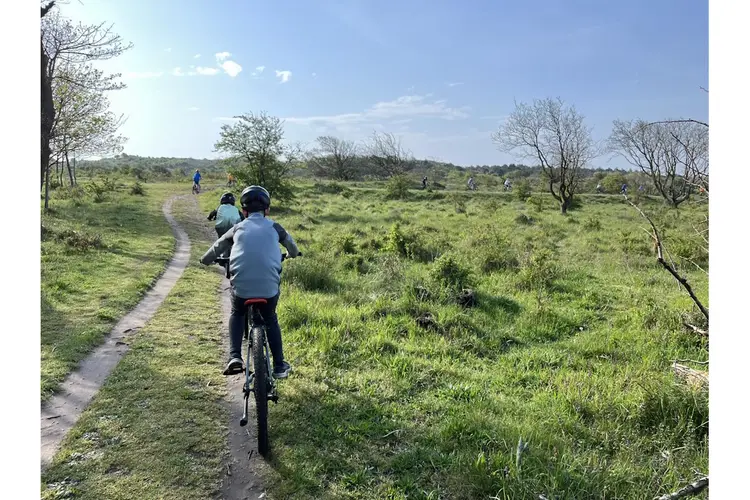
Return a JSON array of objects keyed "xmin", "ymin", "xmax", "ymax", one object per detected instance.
[
  {"xmin": 214, "ymin": 204, "xmax": 242, "ymax": 233},
  {"xmin": 200, "ymin": 213, "xmax": 299, "ymax": 299}
]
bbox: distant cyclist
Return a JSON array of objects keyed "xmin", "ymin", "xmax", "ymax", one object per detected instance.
[
  {"xmin": 467, "ymin": 177, "xmax": 476, "ymax": 191},
  {"xmin": 422, "ymin": 176, "xmax": 428, "ymax": 190},
  {"xmin": 621, "ymin": 183, "xmax": 628, "ymax": 195},
  {"xmin": 504, "ymin": 178, "xmax": 512, "ymax": 191},
  {"xmin": 193, "ymin": 169, "xmax": 202, "ymax": 192}
]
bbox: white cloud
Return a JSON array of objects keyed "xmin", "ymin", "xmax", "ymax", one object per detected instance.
[
  {"xmin": 194, "ymin": 53, "xmax": 201, "ymax": 59},
  {"xmin": 255, "ymin": 65, "xmax": 265, "ymax": 73},
  {"xmin": 447, "ymin": 82, "xmax": 464, "ymax": 87},
  {"xmin": 215, "ymin": 52, "xmax": 231, "ymax": 62},
  {"xmin": 312, "ymin": 72, "xmax": 317, "ymax": 78},
  {"xmin": 285, "ymin": 94, "xmax": 469, "ymax": 127},
  {"xmin": 165, "ymin": 47, "xmax": 172, "ymax": 52},
  {"xmin": 275, "ymin": 70, "xmax": 292, "ymax": 83},
  {"xmin": 188, "ymin": 107, "xmax": 199, "ymax": 111},
  {"xmin": 172, "ymin": 67, "xmax": 185, "ymax": 76},
  {"xmin": 220, "ymin": 60, "xmax": 242, "ymax": 77},
  {"xmin": 124, "ymin": 71, "xmax": 164, "ymax": 79},
  {"xmin": 195, "ymin": 66, "xmax": 219, "ymax": 76}
]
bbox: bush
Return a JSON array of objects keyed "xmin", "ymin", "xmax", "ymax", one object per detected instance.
[
  {"xmin": 515, "ymin": 180, "xmax": 532, "ymax": 201},
  {"xmin": 53, "ymin": 186, "xmax": 86, "ymax": 205},
  {"xmin": 449, "ymin": 193, "xmax": 468, "ymax": 214},
  {"xmin": 45, "ymin": 228, "xmax": 104, "ymax": 252},
  {"xmin": 526, "ymin": 196, "xmax": 544, "ymax": 212},
  {"xmin": 467, "ymin": 226, "xmax": 520, "ymax": 273},
  {"xmin": 517, "ymin": 248, "xmax": 558, "ymax": 292},
  {"xmin": 282, "ymin": 257, "xmax": 338, "ymax": 292},
  {"xmin": 429, "ymin": 254, "xmax": 474, "ymax": 296},
  {"xmin": 669, "ymin": 234, "xmax": 709, "ymax": 269},
  {"xmin": 384, "ymin": 223, "xmax": 438, "ymax": 263},
  {"xmin": 130, "ymin": 181, "xmax": 146, "ymax": 196},
  {"xmin": 582, "ymin": 216, "xmax": 602, "ymax": 231},
  {"xmin": 384, "ymin": 174, "xmax": 411, "ymax": 200},
  {"xmin": 514, "ymin": 213, "xmax": 534, "ymax": 225},
  {"xmin": 335, "ymin": 234, "xmax": 357, "ymax": 255}
]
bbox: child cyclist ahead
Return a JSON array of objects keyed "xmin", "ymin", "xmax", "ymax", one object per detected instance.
[
  {"xmin": 207, "ymin": 192, "xmax": 244, "ymax": 239},
  {"xmin": 200, "ymin": 186, "xmax": 300, "ymax": 378}
]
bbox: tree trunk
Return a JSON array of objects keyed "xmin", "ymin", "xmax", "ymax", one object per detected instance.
[
  {"xmin": 560, "ymin": 198, "xmax": 570, "ymax": 214},
  {"xmin": 41, "ymin": 3, "xmax": 56, "ymax": 190},
  {"xmin": 41, "ymin": 41, "xmax": 54, "ymax": 190},
  {"xmin": 66, "ymin": 151, "xmax": 74, "ymax": 186},
  {"xmin": 44, "ymin": 163, "xmax": 51, "ymax": 211}
]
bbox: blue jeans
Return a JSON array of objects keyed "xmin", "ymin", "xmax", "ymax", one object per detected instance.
[{"xmin": 228, "ymin": 290, "xmax": 284, "ymax": 369}]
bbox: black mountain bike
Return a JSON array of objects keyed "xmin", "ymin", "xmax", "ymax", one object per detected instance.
[{"xmin": 215, "ymin": 252, "xmax": 300, "ymax": 456}]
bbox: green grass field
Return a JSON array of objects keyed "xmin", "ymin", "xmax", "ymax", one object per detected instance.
[
  {"xmin": 41, "ymin": 183, "xmax": 179, "ymax": 400},
  {"xmin": 41, "ymin": 181, "xmax": 708, "ymax": 499}
]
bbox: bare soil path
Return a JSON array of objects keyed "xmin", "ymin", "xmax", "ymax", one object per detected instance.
[{"xmin": 40, "ymin": 195, "xmax": 191, "ymax": 469}]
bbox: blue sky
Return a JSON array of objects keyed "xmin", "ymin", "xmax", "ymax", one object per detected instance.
[{"xmin": 59, "ymin": 0, "xmax": 708, "ymax": 168}]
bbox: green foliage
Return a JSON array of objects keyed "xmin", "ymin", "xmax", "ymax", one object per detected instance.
[
  {"xmin": 429, "ymin": 253, "xmax": 474, "ymax": 295},
  {"xmin": 215, "ymin": 111, "xmax": 298, "ymax": 202},
  {"xmin": 669, "ymin": 234, "xmax": 709, "ymax": 269},
  {"xmin": 282, "ymin": 256, "xmax": 338, "ymax": 292},
  {"xmin": 517, "ymin": 248, "xmax": 558, "ymax": 291},
  {"xmin": 515, "ymin": 179, "xmax": 532, "ymax": 201},
  {"xmin": 42, "ymin": 226, "xmax": 104, "ymax": 252},
  {"xmin": 468, "ymin": 226, "xmax": 520, "ymax": 273},
  {"xmin": 85, "ymin": 176, "xmax": 117, "ymax": 203},
  {"xmin": 335, "ymin": 234, "xmax": 357, "ymax": 255},
  {"xmin": 449, "ymin": 192, "xmax": 468, "ymax": 213},
  {"xmin": 514, "ymin": 213, "xmax": 534, "ymax": 225},
  {"xmin": 526, "ymin": 195, "xmax": 544, "ymax": 212},
  {"xmin": 602, "ymin": 172, "xmax": 627, "ymax": 193},
  {"xmin": 384, "ymin": 174, "xmax": 411, "ymax": 200},
  {"xmin": 130, "ymin": 181, "xmax": 146, "ymax": 196},
  {"xmin": 582, "ymin": 216, "xmax": 602, "ymax": 231},
  {"xmin": 385, "ymin": 223, "xmax": 439, "ymax": 263}
]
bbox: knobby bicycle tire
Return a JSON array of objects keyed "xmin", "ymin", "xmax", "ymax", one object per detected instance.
[{"xmin": 252, "ymin": 325, "xmax": 269, "ymax": 456}]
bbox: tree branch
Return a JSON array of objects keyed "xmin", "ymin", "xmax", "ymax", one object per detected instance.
[
  {"xmin": 655, "ymin": 476, "xmax": 708, "ymax": 500},
  {"xmin": 623, "ymin": 194, "xmax": 709, "ymax": 321}
]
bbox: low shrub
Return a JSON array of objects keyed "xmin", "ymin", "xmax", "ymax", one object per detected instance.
[{"xmin": 384, "ymin": 175, "xmax": 411, "ymax": 200}]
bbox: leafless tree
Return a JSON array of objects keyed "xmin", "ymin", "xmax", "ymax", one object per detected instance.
[
  {"xmin": 365, "ymin": 131, "xmax": 413, "ymax": 178},
  {"xmin": 308, "ymin": 136, "xmax": 360, "ymax": 180},
  {"xmin": 492, "ymin": 98, "xmax": 597, "ymax": 214},
  {"xmin": 609, "ymin": 119, "xmax": 708, "ymax": 207}
]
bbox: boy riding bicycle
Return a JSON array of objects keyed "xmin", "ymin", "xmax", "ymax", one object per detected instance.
[
  {"xmin": 193, "ymin": 169, "xmax": 202, "ymax": 190},
  {"xmin": 200, "ymin": 186, "xmax": 300, "ymax": 378},
  {"xmin": 207, "ymin": 192, "xmax": 244, "ymax": 238}
]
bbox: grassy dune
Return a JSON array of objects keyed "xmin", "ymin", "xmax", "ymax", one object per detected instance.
[
  {"xmin": 199, "ymin": 184, "xmax": 708, "ymax": 499},
  {"xmin": 41, "ymin": 183, "xmax": 179, "ymax": 400},
  {"xmin": 41, "ymin": 182, "xmax": 708, "ymax": 499}
]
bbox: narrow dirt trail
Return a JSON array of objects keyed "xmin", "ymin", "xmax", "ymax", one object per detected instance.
[
  {"xmin": 218, "ymin": 275, "xmax": 269, "ymax": 500},
  {"xmin": 40, "ymin": 195, "xmax": 191, "ymax": 470}
]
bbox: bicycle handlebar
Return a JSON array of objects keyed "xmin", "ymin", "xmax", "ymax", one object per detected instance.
[{"xmin": 213, "ymin": 252, "xmax": 302, "ymax": 275}]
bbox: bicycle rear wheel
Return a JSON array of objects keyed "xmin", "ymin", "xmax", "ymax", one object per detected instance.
[{"xmin": 252, "ymin": 325, "xmax": 269, "ymax": 456}]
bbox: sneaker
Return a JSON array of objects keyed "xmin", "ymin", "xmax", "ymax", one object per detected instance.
[
  {"xmin": 223, "ymin": 357, "xmax": 244, "ymax": 375},
  {"xmin": 273, "ymin": 361, "xmax": 292, "ymax": 379}
]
